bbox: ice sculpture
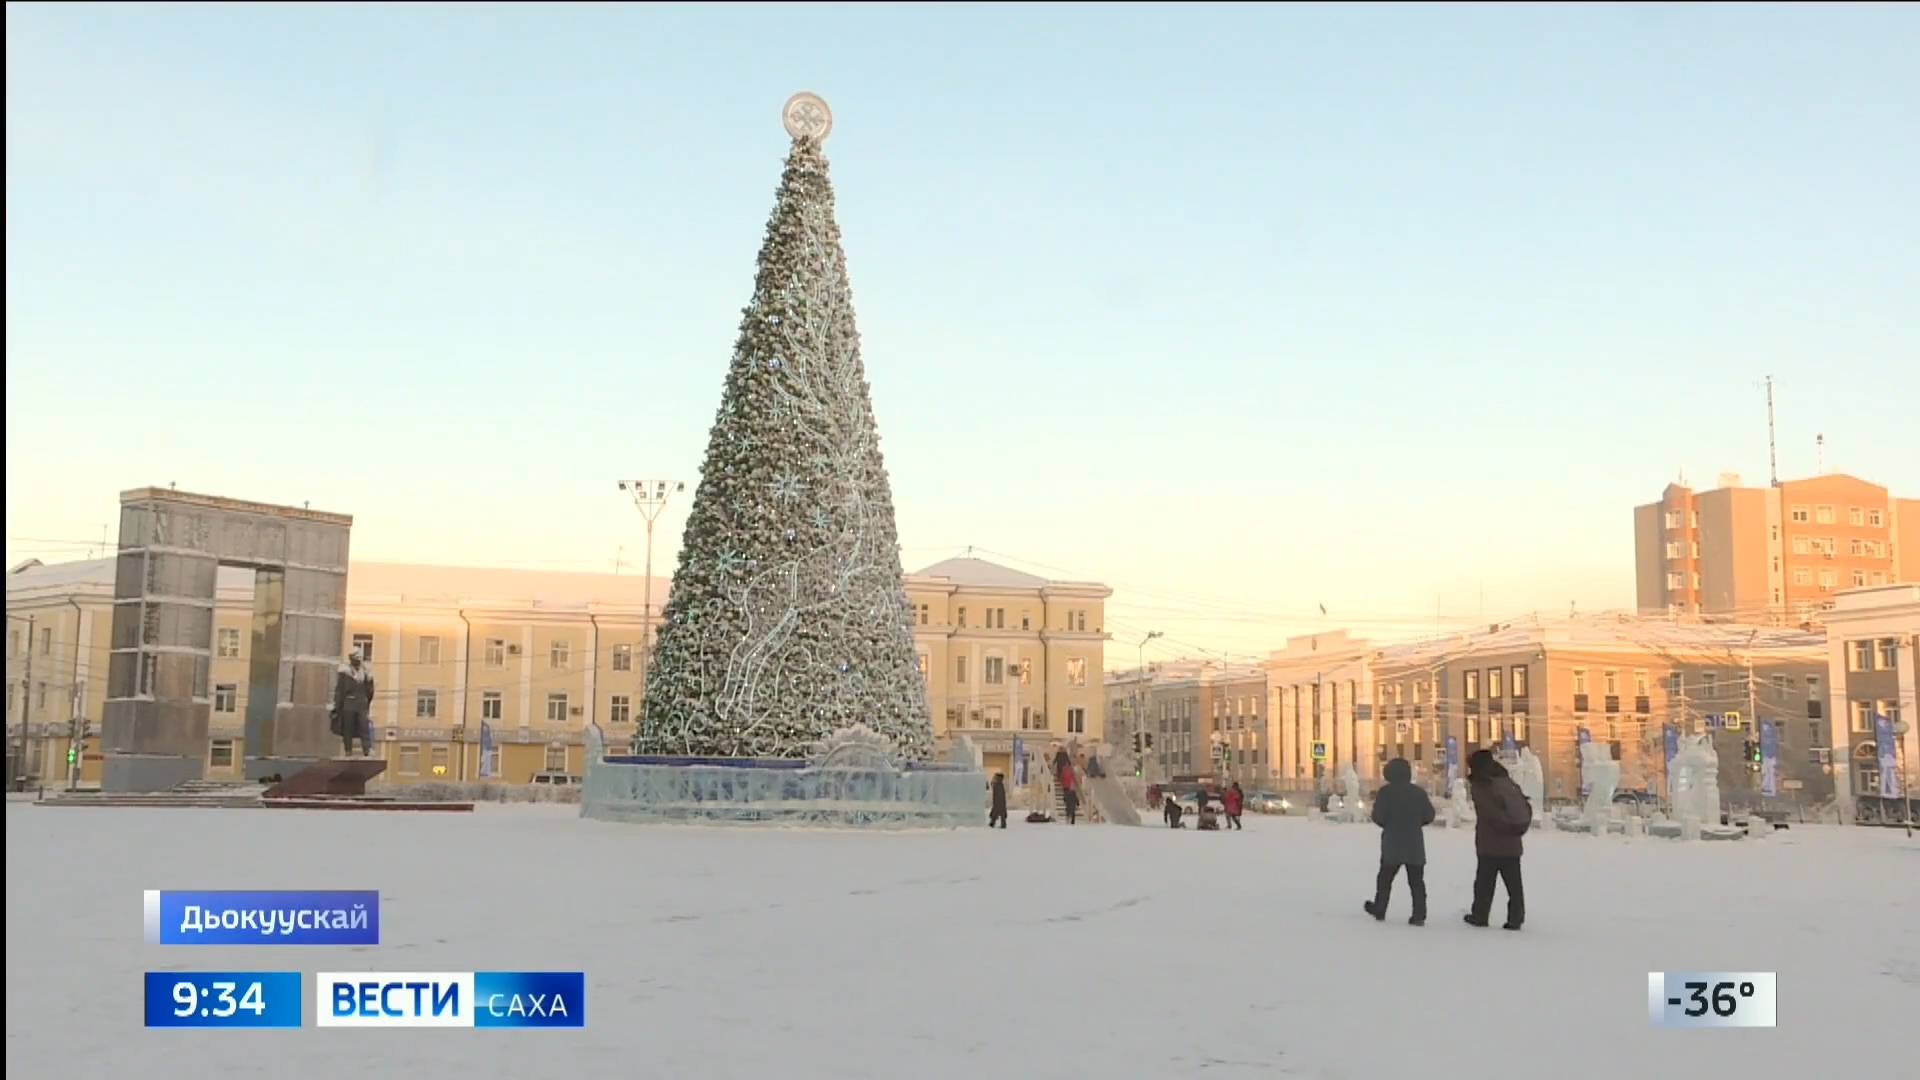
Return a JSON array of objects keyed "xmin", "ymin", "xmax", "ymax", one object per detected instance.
[
  {"xmin": 1510, "ymin": 748, "xmax": 1545, "ymax": 828},
  {"xmin": 1448, "ymin": 780, "xmax": 1476, "ymax": 828},
  {"xmin": 1669, "ymin": 734, "xmax": 1722, "ymax": 832},
  {"xmin": 1338, "ymin": 764, "xmax": 1364, "ymax": 822},
  {"xmin": 1579, "ymin": 742, "xmax": 1620, "ymax": 831}
]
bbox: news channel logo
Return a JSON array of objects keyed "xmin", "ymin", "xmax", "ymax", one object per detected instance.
[
  {"xmin": 316, "ymin": 972, "xmax": 585, "ymax": 1028},
  {"xmin": 144, "ymin": 890, "xmax": 379, "ymax": 945},
  {"xmin": 1647, "ymin": 971, "xmax": 1777, "ymax": 1028}
]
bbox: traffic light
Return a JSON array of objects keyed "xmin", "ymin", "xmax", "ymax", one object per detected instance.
[
  {"xmin": 1144, "ymin": 731, "xmax": 1154, "ymax": 751},
  {"xmin": 66, "ymin": 746, "xmax": 79, "ymax": 766},
  {"xmin": 1132, "ymin": 732, "xmax": 1143, "ymax": 754},
  {"xmin": 1750, "ymin": 740, "xmax": 1763, "ymax": 763}
]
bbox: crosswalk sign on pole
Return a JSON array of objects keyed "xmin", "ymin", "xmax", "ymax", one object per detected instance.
[{"xmin": 1311, "ymin": 741, "xmax": 1328, "ymax": 761}]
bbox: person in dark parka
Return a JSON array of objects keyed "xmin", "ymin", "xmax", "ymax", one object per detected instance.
[
  {"xmin": 1465, "ymin": 749, "xmax": 1532, "ymax": 930},
  {"xmin": 1364, "ymin": 758, "xmax": 1436, "ymax": 925},
  {"xmin": 988, "ymin": 773, "xmax": 1008, "ymax": 829}
]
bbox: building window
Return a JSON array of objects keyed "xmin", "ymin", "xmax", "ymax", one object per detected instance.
[
  {"xmin": 430, "ymin": 745, "xmax": 450, "ymax": 775},
  {"xmin": 1664, "ymin": 510, "xmax": 1682, "ymax": 529},
  {"xmin": 547, "ymin": 693, "xmax": 568, "ymax": 723},
  {"xmin": 1667, "ymin": 572, "xmax": 1685, "ymax": 590},
  {"xmin": 1878, "ymin": 639, "xmax": 1899, "ymax": 670},
  {"xmin": 1879, "ymin": 700, "xmax": 1902, "ymax": 733},
  {"xmin": 546, "ymin": 744, "xmax": 568, "ymax": 772},
  {"xmin": 351, "ymin": 633, "xmax": 375, "ymax": 661},
  {"xmin": 956, "ymin": 607, "xmax": 967, "ymax": 628},
  {"xmin": 486, "ymin": 639, "xmax": 506, "ymax": 669},
  {"xmin": 550, "ymin": 640, "xmax": 571, "ymax": 669},
  {"xmin": 982, "ymin": 705, "xmax": 1004, "ymax": 729},
  {"xmin": 986, "ymin": 657, "xmax": 1006, "ymax": 684},
  {"xmin": 419, "ymin": 636, "xmax": 441, "ymax": 666},
  {"xmin": 1665, "ymin": 540, "xmax": 1682, "ymax": 559},
  {"xmin": 1020, "ymin": 611, "xmax": 1031, "ymax": 630},
  {"xmin": 208, "ymin": 739, "xmax": 235, "ymax": 769},
  {"xmin": 217, "ymin": 628, "xmax": 242, "ymax": 659},
  {"xmin": 1790, "ymin": 505, "xmax": 1809, "ymax": 523},
  {"xmin": 1573, "ymin": 669, "xmax": 1588, "ymax": 696},
  {"xmin": 1511, "ymin": 666, "xmax": 1527, "ymax": 698},
  {"xmin": 1603, "ymin": 670, "xmax": 1619, "ymax": 696},
  {"xmin": 916, "ymin": 654, "xmax": 929, "ymax": 680},
  {"xmin": 1849, "ymin": 539, "xmax": 1865, "ymax": 557},
  {"xmin": 1464, "ymin": 671, "xmax": 1479, "ymax": 701},
  {"xmin": 213, "ymin": 684, "xmax": 237, "ymax": 714},
  {"xmin": 1848, "ymin": 507, "xmax": 1864, "ymax": 525},
  {"xmin": 1466, "ymin": 716, "xmax": 1479, "ymax": 744},
  {"xmin": 1634, "ymin": 670, "xmax": 1650, "ymax": 697},
  {"xmin": 916, "ymin": 604, "xmax": 930, "ymax": 626},
  {"xmin": 1771, "ymin": 674, "xmax": 1791, "ymax": 696},
  {"xmin": 1791, "ymin": 536, "xmax": 1810, "ymax": 555},
  {"xmin": 415, "ymin": 689, "xmax": 438, "ymax": 719},
  {"xmin": 399, "ymin": 745, "xmax": 420, "ymax": 775},
  {"xmin": 1702, "ymin": 671, "xmax": 1718, "ymax": 699},
  {"xmin": 481, "ymin": 691, "xmax": 502, "ymax": 721},
  {"xmin": 1819, "ymin": 569, "xmax": 1837, "ymax": 589},
  {"xmin": 955, "ymin": 656, "xmax": 968, "ymax": 684},
  {"xmin": 1868, "ymin": 508, "xmax": 1884, "ymax": 527},
  {"xmin": 1872, "ymin": 572, "xmax": 1887, "ymax": 585},
  {"xmin": 1488, "ymin": 668, "xmax": 1502, "ymax": 699},
  {"xmin": 1513, "ymin": 712, "xmax": 1528, "ymax": 742},
  {"xmin": 1067, "ymin": 707, "xmax": 1086, "ymax": 734},
  {"xmin": 1066, "ymin": 658, "xmax": 1088, "ymax": 687},
  {"xmin": 1852, "ymin": 570, "xmax": 1867, "ymax": 588},
  {"xmin": 609, "ymin": 695, "xmax": 631, "ymax": 724},
  {"xmin": 1792, "ymin": 568, "xmax": 1811, "ymax": 586},
  {"xmin": 1852, "ymin": 700, "xmax": 1874, "ymax": 734},
  {"xmin": 1815, "ymin": 505, "xmax": 1835, "ymax": 524}
]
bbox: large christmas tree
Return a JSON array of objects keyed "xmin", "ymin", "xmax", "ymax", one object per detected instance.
[{"xmin": 637, "ymin": 98, "xmax": 933, "ymax": 760}]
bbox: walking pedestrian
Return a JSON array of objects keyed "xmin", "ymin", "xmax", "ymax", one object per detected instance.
[
  {"xmin": 1055, "ymin": 748, "xmax": 1079, "ymax": 825},
  {"xmin": 1363, "ymin": 758, "xmax": 1435, "ymax": 926},
  {"xmin": 1464, "ymin": 749, "xmax": 1531, "ymax": 930},
  {"xmin": 988, "ymin": 772, "xmax": 1008, "ymax": 829},
  {"xmin": 1223, "ymin": 782, "xmax": 1245, "ymax": 830}
]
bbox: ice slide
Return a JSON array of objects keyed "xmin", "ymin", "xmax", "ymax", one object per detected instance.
[{"xmin": 1083, "ymin": 777, "xmax": 1142, "ymax": 826}]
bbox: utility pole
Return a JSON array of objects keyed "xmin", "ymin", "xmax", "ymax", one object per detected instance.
[
  {"xmin": 14, "ymin": 614, "xmax": 33, "ymax": 792},
  {"xmin": 1764, "ymin": 375, "xmax": 1779, "ymax": 487},
  {"xmin": 618, "ymin": 480, "xmax": 684, "ymax": 739},
  {"xmin": 1135, "ymin": 631, "xmax": 1161, "ymax": 777}
]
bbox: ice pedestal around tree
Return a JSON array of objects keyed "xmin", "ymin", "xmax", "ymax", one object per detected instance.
[
  {"xmin": 581, "ymin": 723, "xmax": 988, "ymax": 828},
  {"xmin": 1447, "ymin": 782, "xmax": 1476, "ymax": 829}
]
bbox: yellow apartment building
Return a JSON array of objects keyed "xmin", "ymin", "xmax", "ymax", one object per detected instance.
[{"xmin": 6, "ymin": 554, "xmax": 1108, "ymax": 787}]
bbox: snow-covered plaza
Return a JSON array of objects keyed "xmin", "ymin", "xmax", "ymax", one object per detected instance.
[{"xmin": 6, "ymin": 802, "xmax": 1915, "ymax": 1079}]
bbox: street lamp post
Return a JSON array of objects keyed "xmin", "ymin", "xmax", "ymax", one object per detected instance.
[{"xmin": 618, "ymin": 480, "xmax": 684, "ymax": 743}]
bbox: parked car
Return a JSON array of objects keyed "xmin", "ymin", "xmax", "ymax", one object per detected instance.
[
  {"xmin": 531, "ymin": 771, "xmax": 581, "ymax": 787},
  {"xmin": 1612, "ymin": 789, "xmax": 1656, "ymax": 809},
  {"xmin": 1248, "ymin": 791, "xmax": 1295, "ymax": 814}
]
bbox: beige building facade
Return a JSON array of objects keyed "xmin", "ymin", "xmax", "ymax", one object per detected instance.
[
  {"xmin": 1821, "ymin": 584, "xmax": 1919, "ymax": 815},
  {"xmin": 1635, "ymin": 473, "xmax": 1916, "ymax": 622},
  {"xmin": 7, "ymin": 554, "xmax": 1107, "ymax": 788},
  {"xmin": 1267, "ymin": 631, "xmax": 1381, "ymax": 789}
]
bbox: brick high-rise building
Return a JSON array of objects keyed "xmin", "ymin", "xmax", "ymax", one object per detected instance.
[{"xmin": 1635, "ymin": 473, "xmax": 1919, "ymax": 622}]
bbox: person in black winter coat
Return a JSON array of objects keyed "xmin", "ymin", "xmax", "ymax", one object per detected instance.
[
  {"xmin": 988, "ymin": 773, "xmax": 1008, "ymax": 829},
  {"xmin": 1364, "ymin": 758, "xmax": 1436, "ymax": 925},
  {"xmin": 1464, "ymin": 749, "xmax": 1531, "ymax": 930}
]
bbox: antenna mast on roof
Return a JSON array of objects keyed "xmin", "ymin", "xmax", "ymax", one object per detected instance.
[{"xmin": 1765, "ymin": 375, "xmax": 1779, "ymax": 487}]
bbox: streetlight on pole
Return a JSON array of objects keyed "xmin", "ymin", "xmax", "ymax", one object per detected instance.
[
  {"xmin": 1135, "ymin": 631, "xmax": 1162, "ymax": 776},
  {"xmin": 618, "ymin": 480, "xmax": 684, "ymax": 739}
]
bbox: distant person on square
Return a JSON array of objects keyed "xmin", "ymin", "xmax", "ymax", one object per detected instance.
[
  {"xmin": 1465, "ymin": 749, "xmax": 1531, "ymax": 930},
  {"xmin": 1365, "ymin": 758, "xmax": 1435, "ymax": 926},
  {"xmin": 989, "ymin": 772, "xmax": 1008, "ymax": 829},
  {"xmin": 331, "ymin": 648, "xmax": 375, "ymax": 757},
  {"xmin": 1224, "ymin": 781, "xmax": 1245, "ymax": 830}
]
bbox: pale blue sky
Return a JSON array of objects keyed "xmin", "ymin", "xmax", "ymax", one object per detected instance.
[{"xmin": 7, "ymin": 4, "xmax": 1917, "ymax": 659}]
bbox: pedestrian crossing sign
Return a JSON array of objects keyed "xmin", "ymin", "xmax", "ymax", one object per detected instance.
[
  {"xmin": 1311, "ymin": 741, "xmax": 1328, "ymax": 761},
  {"xmin": 1724, "ymin": 711, "xmax": 1742, "ymax": 731}
]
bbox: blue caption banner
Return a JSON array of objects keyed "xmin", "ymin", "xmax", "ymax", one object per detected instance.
[
  {"xmin": 145, "ymin": 890, "xmax": 379, "ymax": 945},
  {"xmin": 144, "ymin": 971, "xmax": 303, "ymax": 1028},
  {"xmin": 315, "ymin": 971, "xmax": 585, "ymax": 1028}
]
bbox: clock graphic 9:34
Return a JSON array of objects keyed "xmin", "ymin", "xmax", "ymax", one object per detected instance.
[{"xmin": 143, "ymin": 972, "xmax": 302, "ymax": 1028}]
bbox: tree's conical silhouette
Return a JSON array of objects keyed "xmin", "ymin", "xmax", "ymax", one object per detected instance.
[{"xmin": 637, "ymin": 134, "xmax": 932, "ymax": 760}]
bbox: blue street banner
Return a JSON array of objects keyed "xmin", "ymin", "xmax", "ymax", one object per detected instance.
[
  {"xmin": 479, "ymin": 721, "xmax": 495, "ymax": 779},
  {"xmin": 1577, "ymin": 726, "xmax": 1592, "ymax": 794},
  {"xmin": 1011, "ymin": 736, "xmax": 1026, "ymax": 786},
  {"xmin": 1663, "ymin": 723, "xmax": 1679, "ymax": 796},
  {"xmin": 1444, "ymin": 736, "xmax": 1459, "ymax": 795},
  {"xmin": 1875, "ymin": 714, "xmax": 1898, "ymax": 799},
  {"xmin": 1501, "ymin": 725, "xmax": 1516, "ymax": 755},
  {"xmin": 146, "ymin": 890, "xmax": 379, "ymax": 945},
  {"xmin": 1760, "ymin": 720, "xmax": 1779, "ymax": 798}
]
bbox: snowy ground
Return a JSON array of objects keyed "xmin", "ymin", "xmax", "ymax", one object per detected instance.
[{"xmin": 6, "ymin": 803, "xmax": 1916, "ymax": 1080}]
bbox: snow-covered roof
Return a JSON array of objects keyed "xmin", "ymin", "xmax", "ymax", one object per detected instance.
[
  {"xmin": 910, "ymin": 557, "xmax": 1053, "ymax": 590},
  {"xmin": 1373, "ymin": 612, "xmax": 1826, "ymax": 669}
]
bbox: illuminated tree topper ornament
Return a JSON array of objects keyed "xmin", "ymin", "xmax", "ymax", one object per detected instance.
[{"xmin": 783, "ymin": 91, "xmax": 833, "ymax": 142}]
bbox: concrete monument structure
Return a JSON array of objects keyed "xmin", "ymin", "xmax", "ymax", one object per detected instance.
[{"xmin": 101, "ymin": 488, "xmax": 351, "ymax": 791}]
